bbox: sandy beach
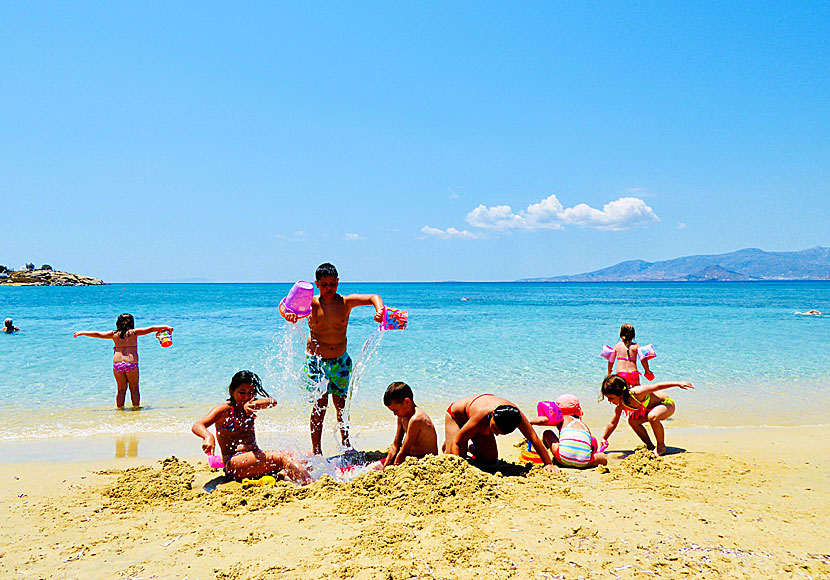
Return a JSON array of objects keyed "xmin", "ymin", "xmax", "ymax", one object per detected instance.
[{"xmin": 1, "ymin": 425, "xmax": 827, "ymax": 580}]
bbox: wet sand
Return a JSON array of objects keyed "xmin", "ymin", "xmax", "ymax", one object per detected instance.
[{"xmin": 1, "ymin": 425, "xmax": 828, "ymax": 579}]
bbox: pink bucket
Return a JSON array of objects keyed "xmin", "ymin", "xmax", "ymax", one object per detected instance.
[
  {"xmin": 380, "ymin": 307, "xmax": 408, "ymax": 330},
  {"xmin": 279, "ymin": 281, "xmax": 314, "ymax": 319}
]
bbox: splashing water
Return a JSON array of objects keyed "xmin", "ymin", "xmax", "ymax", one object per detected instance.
[
  {"xmin": 339, "ymin": 327, "xmax": 386, "ymax": 442},
  {"xmin": 263, "ymin": 323, "xmax": 305, "ymax": 398}
]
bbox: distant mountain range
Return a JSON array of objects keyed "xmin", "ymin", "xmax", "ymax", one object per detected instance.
[{"xmin": 521, "ymin": 247, "xmax": 830, "ymax": 282}]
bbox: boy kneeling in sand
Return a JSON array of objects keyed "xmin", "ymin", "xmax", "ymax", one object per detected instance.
[
  {"xmin": 380, "ymin": 382, "xmax": 438, "ymax": 469},
  {"xmin": 444, "ymin": 394, "xmax": 558, "ymax": 473}
]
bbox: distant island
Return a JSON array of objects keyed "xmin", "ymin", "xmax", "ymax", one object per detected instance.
[
  {"xmin": 521, "ymin": 247, "xmax": 830, "ymax": 282},
  {"xmin": 0, "ymin": 264, "xmax": 104, "ymax": 286}
]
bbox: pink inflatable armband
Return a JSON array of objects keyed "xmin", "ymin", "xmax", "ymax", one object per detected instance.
[
  {"xmin": 380, "ymin": 307, "xmax": 408, "ymax": 331},
  {"xmin": 600, "ymin": 345, "xmax": 616, "ymax": 362},
  {"xmin": 279, "ymin": 281, "xmax": 314, "ymax": 320},
  {"xmin": 207, "ymin": 454, "xmax": 224, "ymax": 469},
  {"xmin": 637, "ymin": 344, "xmax": 656, "ymax": 361},
  {"xmin": 536, "ymin": 401, "xmax": 563, "ymax": 426},
  {"xmin": 156, "ymin": 329, "xmax": 172, "ymax": 348}
]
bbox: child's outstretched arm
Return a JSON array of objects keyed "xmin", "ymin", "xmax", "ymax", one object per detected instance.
[
  {"xmin": 345, "ymin": 294, "xmax": 384, "ymax": 322},
  {"xmin": 631, "ymin": 381, "xmax": 693, "ymax": 398},
  {"xmin": 641, "ymin": 358, "xmax": 653, "ymax": 379},
  {"xmin": 243, "ymin": 398, "xmax": 277, "ymax": 415},
  {"xmin": 601, "ymin": 405, "xmax": 624, "ymax": 446},
  {"xmin": 73, "ymin": 330, "xmax": 114, "ymax": 339},
  {"xmin": 134, "ymin": 325, "xmax": 173, "ymax": 336},
  {"xmin": 192, "ymin": 405, "xmax": 225, "ymax": 456}
]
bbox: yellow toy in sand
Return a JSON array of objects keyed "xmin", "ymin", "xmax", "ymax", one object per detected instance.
[{"xmin": 241, "ymin": 475, "xmax": 277, "ymax": 488}]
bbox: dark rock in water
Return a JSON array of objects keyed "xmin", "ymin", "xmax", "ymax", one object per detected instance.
[{"xmin": 0, "ymin": 269, "xmax": 104, "ymax": 286}]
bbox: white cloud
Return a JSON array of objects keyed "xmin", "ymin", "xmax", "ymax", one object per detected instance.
[
  {"xmin": 420, "ymin": 225, "xmax": 485, "ymax": 240},
  {"xmin": 345, "ymin": 233, "xmax": 365, "ymax": 241},
  {"xmin": 676, "ymin": 222, "xmax": 687, "ymax": 230},
  {"xmin": 466, "ymin": 194, "xmax": 659, "ymax": 232}
]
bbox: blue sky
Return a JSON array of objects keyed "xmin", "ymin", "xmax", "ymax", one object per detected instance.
[{"xmin": 2, "ymin": 2, "xmax": 827, "ymax": 282}]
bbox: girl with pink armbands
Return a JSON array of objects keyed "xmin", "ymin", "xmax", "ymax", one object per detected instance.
[{"xmin": 601, "ymin": 323, "xmax": 655, "ymax": 387}]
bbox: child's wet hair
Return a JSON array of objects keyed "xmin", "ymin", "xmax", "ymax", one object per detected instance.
[
  {"xmin": 316, "ymin": 262, "xmax": 338, "ymax": 280},
  {"xmin": 383, "ymin": 381, "xmax": 413, "ymax": 406},
  {"xmin": 492, "ymin": 405, "xmax": 522, "ymax": 434},
  {"xmin": 600, "ymin": 374, "xmax": 630, "ymax": 402},
  {"xmin": 227, "ymin": 370, "xmax": 271, "ymax": 402},
  {"xmin": 115, "ymin": 313, "xmax": 135, "ymax": 339},
  {"xmin": 619, "ymin": 323, "xmax": 635, "ymax": 345}
]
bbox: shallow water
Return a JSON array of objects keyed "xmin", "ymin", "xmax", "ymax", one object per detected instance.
[{"xmin": 1, "ymin": 282, "xmax": 828, "ymax": 460}]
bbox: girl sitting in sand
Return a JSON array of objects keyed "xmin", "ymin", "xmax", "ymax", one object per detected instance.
[
  {"xmin": 606, "ymin": 323, "xmax": 654, "ymax": 386},
  {"xmin": 73, "ymin": 313, "xmax": 173, "ymax": 408},
  {"xmin": 192, "ymin": 370, "xmax": 312, "ymax": 485},
  {"xmin": 600, "ymin": 373, "xmax": 693, "ymax": 456},
  {"xmin": 538, "ymin": 394, "xmax": 608, "ymax": 469}
]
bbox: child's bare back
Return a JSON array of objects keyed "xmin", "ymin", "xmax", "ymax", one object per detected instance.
[
  {"xmin": 399, "ymin": 406, "xmax": 438, "ymax": 458},
  {"xmin": 382, "ymin": 382, "xmax": 438, "ymax": 467}
]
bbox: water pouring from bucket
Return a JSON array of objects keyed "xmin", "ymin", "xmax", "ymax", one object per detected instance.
[{"xmin": 279, "ymin": 281, "xmax": 314, "ymax": 322}]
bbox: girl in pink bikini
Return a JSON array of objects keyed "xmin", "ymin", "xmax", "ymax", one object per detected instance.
[
  {"xmin": 606, "ymin": 323, "xmax": 654, "ymax": 386},
  {"xmin": 74, "ymin": 313, "xmax": 172, "ymax": 408}
]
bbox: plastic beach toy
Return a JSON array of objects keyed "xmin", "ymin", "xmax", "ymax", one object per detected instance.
[
  {"xmin": 637, "ymin": 344, "xmax": 656, "ymax": 361},
  {"xmin": 600, "ymin": 344, "xmax": 616, "ymax": 362},
  {"xmin": 380, "ymin": 306, "xmax": 408, "ymax": 331},
  {"xmin": 598, "ymin": 440, "xmax": 609, "ymax": 453},
  {"xmin": 519, "ymin": 440, "xmax": 544, "ymax": 465},
  {"xmin": 207, "ymin": 454, "xmax": 224, "ymax": 469},
  {"xmin": 241, "ymin": 475, "xmax": 277, "ymax": 488},
  {"xmin": 156, "ymin": 329, "xmax": 173, "ymax": 348},
  {"xmin": 536, "ymin": 401, "xmax": 563, "ymax": 426},
  {"xmin": 279, "ymin": 280, "xmax": 314, "ymax": 320}
]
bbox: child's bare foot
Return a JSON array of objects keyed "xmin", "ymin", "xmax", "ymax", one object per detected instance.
[{"xmin": 654, "ymin": 445, "xmax": 666, "ymax": 457}]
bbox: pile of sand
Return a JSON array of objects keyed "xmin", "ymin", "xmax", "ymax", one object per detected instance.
[{"xmin": 99, "ymin": 456, "xmax": 196, "ymax": 512}]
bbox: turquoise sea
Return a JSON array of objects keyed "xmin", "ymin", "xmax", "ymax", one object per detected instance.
[{"xmin": 1, "ymin": 282, "xmax": 828, "ymax": 462}]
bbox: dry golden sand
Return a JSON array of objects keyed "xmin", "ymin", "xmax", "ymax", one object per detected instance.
[{"xmin": 1, "ymin": 426, "xmax": 828, "ymax": 580}]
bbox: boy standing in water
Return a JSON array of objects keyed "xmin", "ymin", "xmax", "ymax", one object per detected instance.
[
  {"xmin": 381, "ymin": 382, "xmax": 438, "ymax": 468},
  {"xmin": 283, "ymin": 263, "xmax": 384, "ymax": 455}
]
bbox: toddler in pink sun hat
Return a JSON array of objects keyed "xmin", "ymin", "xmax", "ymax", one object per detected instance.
[{"xmin": 538, "ymin": 394, "xmax": 608, "ymax": 469}]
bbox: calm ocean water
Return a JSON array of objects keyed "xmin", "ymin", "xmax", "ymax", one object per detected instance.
[{"xmin": 1, "ymin": 282, "xmax": 828, "ymax": 460}]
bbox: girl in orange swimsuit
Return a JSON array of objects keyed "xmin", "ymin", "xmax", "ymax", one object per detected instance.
[
  {"xmin": 192, "ymin": 370, "xmax": 312, "ymax": 484},
  {"xmin": 73, "ymin": 313, "xmax": 173, "ymax": 408},
  {"xmin": 599, "ymin": 373, "xmax": 694, "ymax": 457},
  {"xmin": 607, "ymin": 323, "xmax": 654, "ymax": 386}
]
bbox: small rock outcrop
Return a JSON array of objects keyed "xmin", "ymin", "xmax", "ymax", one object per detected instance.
[{"xmin": 0, "ymin": 269, "xmax": 104, "ymax": 286}]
